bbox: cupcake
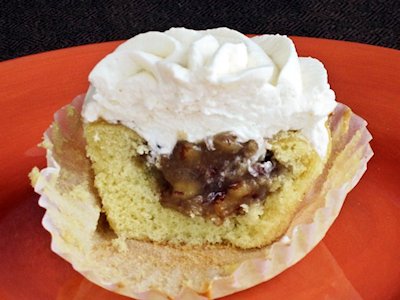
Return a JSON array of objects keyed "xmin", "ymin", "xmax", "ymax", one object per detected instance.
[{"xmin": 30, "ymin": 28, "xmax": 372, "ymax": 299}]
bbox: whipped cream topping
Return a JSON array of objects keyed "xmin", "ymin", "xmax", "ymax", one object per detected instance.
[{"xmin": 83, "ymin": 28, "xmax": 337, "ymax": 159}]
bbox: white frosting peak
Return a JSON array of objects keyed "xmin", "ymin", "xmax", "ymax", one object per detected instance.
[{"xmin": 83, "ymin": 28, "xmax": 336, "ymax": 158}]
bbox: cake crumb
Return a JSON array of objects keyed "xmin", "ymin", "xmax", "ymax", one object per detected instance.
[
  {"xmin": 29, "ymin": 167, "xmax": 40, "ymax": 186},
  {"xmin": 66, "ymin": 105, "xmax": 76, "ymax": 117},
  {"xmin": 112, "ymin": 237, "xmax": 128, "ymax": 253},
  {"xmin": 39, "ymin": 138, "xmax": 53, "ymax": 150},
  {"xmin": 136, "ymin": 144, "xmax": 150, "ymax": 155}
]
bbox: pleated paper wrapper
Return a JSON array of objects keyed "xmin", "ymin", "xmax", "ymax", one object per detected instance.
[{"xmin": 32, "ymin": 95, "xmax": 373, "ymax": 299}]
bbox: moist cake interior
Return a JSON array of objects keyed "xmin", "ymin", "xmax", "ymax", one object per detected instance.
[{"xmin": 84, "ymin": 120, "xmax": 324, "ymax": 249}]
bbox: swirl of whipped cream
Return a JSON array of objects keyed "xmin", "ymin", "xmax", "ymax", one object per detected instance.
[{"xmin": 83, "ymin": 27, "xmax": 336, "ymax": 159}]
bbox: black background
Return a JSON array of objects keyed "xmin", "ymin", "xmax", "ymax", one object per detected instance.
[{"xmin": 1, "ymin": 0, "xmax": 399, "ymax": 61}]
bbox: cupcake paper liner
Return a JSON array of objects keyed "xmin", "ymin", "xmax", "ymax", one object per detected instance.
[{"xmin": 32, "ymin": 94, "xmax": 373, "ymax": 299}]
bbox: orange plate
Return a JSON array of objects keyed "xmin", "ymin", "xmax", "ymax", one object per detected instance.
[{"xmin": 0, "ymin": 37, "xmax": 399, "ymax": 300}]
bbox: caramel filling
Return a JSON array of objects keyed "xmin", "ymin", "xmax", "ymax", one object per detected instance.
[{"xmin": 156, "ymin": 133, "xmax": 281, "ymax": 224}]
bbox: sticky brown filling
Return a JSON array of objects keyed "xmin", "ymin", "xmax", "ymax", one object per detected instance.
[{"xmin": 155, "ymin": 133, "xmax": 281, "ymax": 224}]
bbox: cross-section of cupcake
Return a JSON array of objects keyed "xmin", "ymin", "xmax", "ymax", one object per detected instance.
[
  {"xmin": 30, "ymin": 28, "xmax": 372, "ymax": 299},
  {"xmin": 82, "ymin": 28, "xmax": 336, "ymax": 249}
]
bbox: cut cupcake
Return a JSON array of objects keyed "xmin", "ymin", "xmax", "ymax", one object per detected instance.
[
  {"xmin": 81, "ymin": 28, "xmax": 336, "ymax": 249},
  {"xmin": 84, "ymin": 120, "xmax": 324, "ymax": 249},
  {"xmin": 30, "ymin": 28, "xmax": 372, "ymax": 299}
]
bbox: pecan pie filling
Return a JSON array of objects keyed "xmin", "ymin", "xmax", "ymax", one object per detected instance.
[{"xmin": 155, "ymin": 133, "xmax": 282, "ymax": 224}]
